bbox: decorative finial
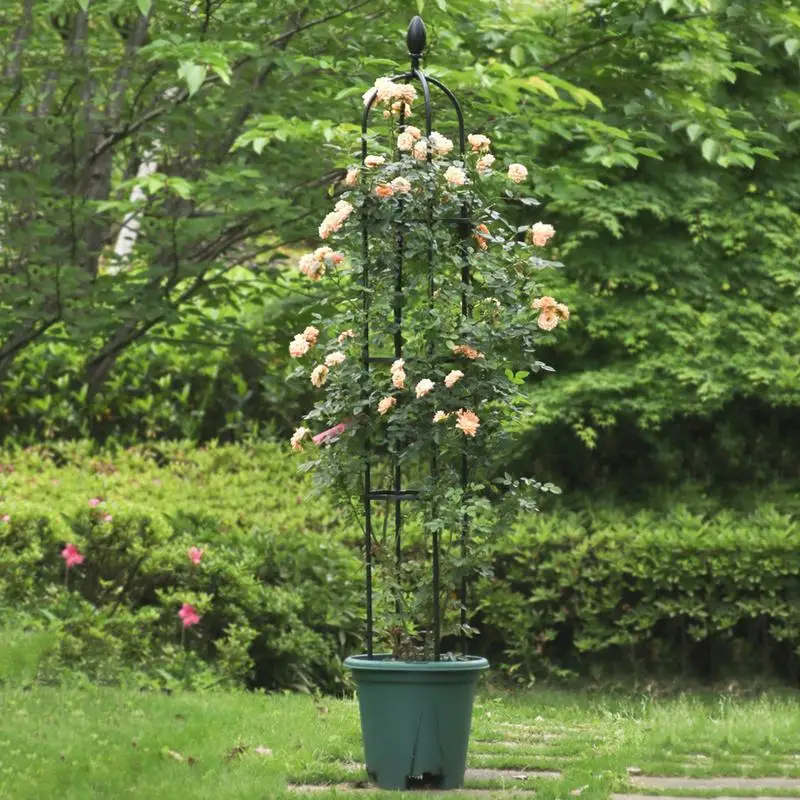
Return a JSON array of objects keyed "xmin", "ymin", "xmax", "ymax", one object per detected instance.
[{"xmin": 407, "ymin": 16, "xmax": 427, "ymax": 58}]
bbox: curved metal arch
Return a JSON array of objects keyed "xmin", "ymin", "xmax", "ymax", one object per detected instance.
[{"xmin": 360, "ymin": 71, "xmax": 466, "ymax": 159}]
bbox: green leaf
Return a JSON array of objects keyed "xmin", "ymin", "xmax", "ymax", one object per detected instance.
[
  {"xmin": 434, "ymin": 0, "xmax": 447, "ymax": 9},
  {"xmin": 658, "ymin": 0, "xmax": 676, "ymax": 11},
  {"xmin": 179, "ymin": 62, "xmax": 207, "ymax": 97},
  {"xmin": 785, "ymin": 39, "xmax": 799, "ymax": 58},
  {"xmin": 136, "ymin": 0, "xmax": 152, "ymax": 14},
  {"xmin": 416, "ymin": 0, "xmax": 425, "ymax": 12},
  {"xmin": 76, "ymin": 0, "xmax": 89, "ymax": 9},
  {"xmin": 686, "ymin": 123, "xmax": 703, "ymax": 143},
  {"xmin": 510, "ymin": 45, "xmax": 526, "ymax": 67},
  {"xmin": 701, "ymin": 138, "xmax": 720, "ymax": 162},
  {"xmin": 526, "ymin": 75, "xmax": 559, "ymax": 100}
]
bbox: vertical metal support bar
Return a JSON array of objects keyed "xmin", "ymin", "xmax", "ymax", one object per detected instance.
[
  {"xmin": 393, "ymin": 106, "xmax": 407, "ymax": 616},
  {"xmin": 361, "ymin": 101, "xmax": 377, "ymax": 660},
  {"xmin": 415, "ymin": 66, "xmax": 440, "ymax": 660},
  {"xmin": 459, "ymin": 197, "xmax": 471, "ymax": 656},
  {"xmin": 425, "ymin": 73, "xmax": 470, "ymax": 656}
]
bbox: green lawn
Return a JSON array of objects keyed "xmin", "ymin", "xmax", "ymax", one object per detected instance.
[{"xmin": 3, "ymin": 683, "xmax": 800, "ymax": 799}]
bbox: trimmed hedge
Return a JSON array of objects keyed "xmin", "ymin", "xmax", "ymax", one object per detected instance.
[
  {"xmin": 1, "ymin": 443, "xmax": 799, "ymax": 687},
  {"xmin": 478, "ymin": 506, "xmax": 800, "ymax": 683}
]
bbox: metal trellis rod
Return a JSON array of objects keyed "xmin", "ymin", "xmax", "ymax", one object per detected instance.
[{"xmin": 360, "ymin": 16, "xmax": 472, "ymax": 662}]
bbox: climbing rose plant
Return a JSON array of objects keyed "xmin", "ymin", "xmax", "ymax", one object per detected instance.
[{"xmin": 289, "ymin": 77, "xmax": 569, "ymax": 658}]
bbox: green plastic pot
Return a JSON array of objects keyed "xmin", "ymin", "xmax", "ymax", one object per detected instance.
[{"xmin": 344, "ymin": 654, "xmax": 489, "ymax": 790}]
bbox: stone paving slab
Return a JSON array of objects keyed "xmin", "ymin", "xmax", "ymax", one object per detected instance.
[
  {"xmin": 288, "ymin": 784, "xmax": 536, "ymax": 797},
  {"xmin": 616, "ymin": 795, "xmax": 800, "ymax": 800},
  {"xmin": 332, "ymin": 764, "xmax": 560, "ymax": 780},
  {"xmin": 631, "ymin": 776, "xmax": 800, "ymax": 790}
]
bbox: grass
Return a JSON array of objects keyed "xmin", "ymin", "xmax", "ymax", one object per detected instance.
[{"xmin": 3, "ymin": 682, "xmax": 800, "ymax": 799}]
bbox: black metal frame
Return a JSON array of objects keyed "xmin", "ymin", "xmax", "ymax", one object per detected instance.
[{"xmin": 359, "ymin": 17, "xmax": 471, "ymax": 661}]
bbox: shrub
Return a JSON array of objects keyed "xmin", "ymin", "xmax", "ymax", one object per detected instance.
[
  {"xmin": 477, "ymin": 505, "xmax": 800, "ymax": 684},
  {"xmin": 0, "ymin": 443, "xmax": 361, "ymax": 691},
  {"xmin": 2, "ymin": 443, "xmax": 800, "ymax": 689}
]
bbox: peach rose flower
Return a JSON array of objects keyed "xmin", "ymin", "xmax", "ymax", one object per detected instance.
[
  {"xmin": 455, "ymin": 409, "xmax": 480, "ymax": 437},
  {"xmin": 476, "ymin": 154, "xmax": 495, "ymax": 174},
  {"xmin": 444, "ymin": 370, "xmax": 464, "ymax": 389},
  {"xmin": 290, "ymin": 426, "xmax": 310, "ymax": 451},
  {"xmin": 310, "ymin": 364, "xmax": 329, "ymax": 388},
  {"xmin": 390, "ymin": 177, "xmax": 412, "ymax": 194},
  {"xmin": 468, "ymin": 133, "xmax": 491, "ymax": 152},
  {"xmin": 507, "ymin": 163, "xmax": 528, "ymax": 183},
  {"xmin": 444, "ymin": 166, "xmax": 467, "ymax": 186},
  {"xmin": 364, "ymin": 155, "xmax": 386, "ymax": 169},
  {"xmin": 415, "ymin": 378, "xmax": 435, "ymax": 398},
  {"xmin": 375, "ymin": 183, "xmax": 394, "ymax": 198},
  {"xmin": 451, "ymin": 344, "xmax": 485, "ymax": 360},
  {"xmin": 529, "ymin": 221, "xmax": 556, "ymax": 247},
  {"xmin": 289, "ymin": 335, "xmax": 310, "ymax": 358},
  {"xmin": 377, "ymin": 396, "xmax": 396, "ymax": 415},
  {"xmin": 433, "ymin": 410, "xmax": 450, "ymax": 423},
  {"xmin": 397, "ymin": 132, "xmax": 415, "ymax": 152},
  {"xmin": 325, "ymin": 351, "xmax": 346, "ymax": 367},
  {"xmin": 303, "ymin": 326, "xmax": 319, "ymax": 344}
]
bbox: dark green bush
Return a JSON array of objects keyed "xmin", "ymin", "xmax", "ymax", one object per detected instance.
[{"xmin": 477, "ymin": 505, "xmax": 800, "ymax": 684}]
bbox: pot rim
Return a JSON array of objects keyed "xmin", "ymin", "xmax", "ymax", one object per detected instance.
[{"xmin": 344, "ymin": 654, "xmax": 489, "ymax": 672}]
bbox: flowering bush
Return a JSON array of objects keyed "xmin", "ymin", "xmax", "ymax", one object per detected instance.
[{"xmin": 289, "ymin": 76, "xmax": 569, "ymax": 658}]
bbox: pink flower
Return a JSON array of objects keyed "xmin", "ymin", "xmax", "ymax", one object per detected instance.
[
  {"xmin": 103, "ymin": 514, "xmax": 113, "ymax": 523},
  {"xmin": 345, "ymin": 168, "xmax": 359, "ymax": 187},
  {"xmin": 312, "ymin": 421, "xmax": 349, "ymax": 446},
  {"xmin": 318, "ymin": 201, "xmax": 353, "ymax": 240},
  {"xmin": 61, "ymin": 543, "xmax": 84, "ymax": 569},
  {"xmin": 0, "ymin": 514, "xmax": 9, "ymax": 523},
  {"xmin": 337, "ymin": 329, "xmax": 356, "ymax": 344},
  {"xmin": 303, "ymin": 326, "xmax": 320, "ymax": 344},
  {"xmin": 89, "ymin": 498, "xmax": 102, "ymax": 508},
  {"xmin": 187, "ymin": 547, "xmax": 204, "ymax": 565},
  {"xmin": 529, "ymin": 222, "xmax": 556, "ymax": 247},
  {"xmin": 507, "ymin": 163, "xmax": 528, "ymax": 183},
  {"xmin": 179, "ymin": 603, "xmax": 201, "ymax": 628}
]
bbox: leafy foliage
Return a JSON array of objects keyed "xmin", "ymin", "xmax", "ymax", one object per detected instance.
[{"xmin": 0, "ymin": 443, "xmax": 361, "ymax": 691}]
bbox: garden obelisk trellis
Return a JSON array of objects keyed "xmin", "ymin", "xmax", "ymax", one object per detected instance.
[{"xmin": 360, "ymin": 16, "xmax": 471, "ymax": 661}]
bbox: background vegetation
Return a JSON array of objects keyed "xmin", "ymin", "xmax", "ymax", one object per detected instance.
[{"xmin": 1, "ymin": 0, "xmax": 798, "ymax": 687}]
